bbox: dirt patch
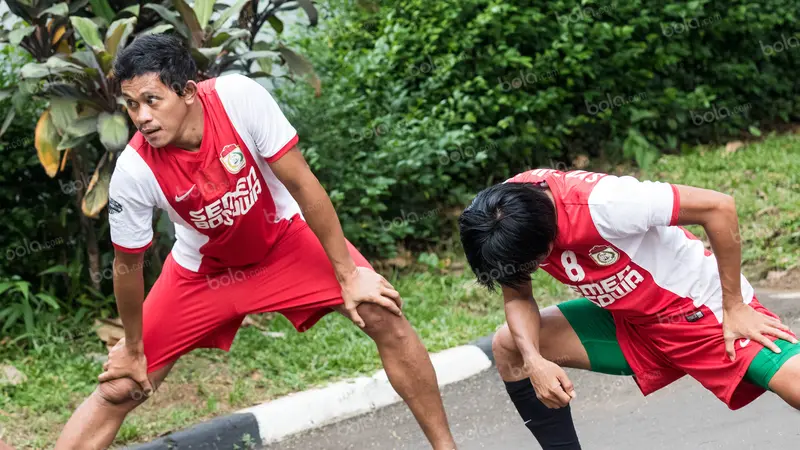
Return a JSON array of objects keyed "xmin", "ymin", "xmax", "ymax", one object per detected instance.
[{"xmin": 753, "ymin": 267, "xmax": 800, "ymax": 291}]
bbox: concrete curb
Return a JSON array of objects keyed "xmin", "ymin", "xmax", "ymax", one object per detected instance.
[{"xmin": 125, "ymin": 336, "xmax": 497, "ymax": 449}]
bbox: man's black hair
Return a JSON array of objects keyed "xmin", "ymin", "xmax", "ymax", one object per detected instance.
[
  {"xmin": 458, "ymin": 182, "xmax": 557, "ymax": 291},
  {"xmin": 113, "ymin": 34, "xmax": 197, "ymax": 96}
]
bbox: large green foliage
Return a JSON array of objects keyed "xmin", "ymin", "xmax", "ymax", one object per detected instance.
[{"xmin": 281, "ymin": 0, "xmax": 800, "ymax": 256}]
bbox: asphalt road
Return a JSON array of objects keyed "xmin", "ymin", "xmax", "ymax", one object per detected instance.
[{"xmin": 266, "ymin": 290, "xmax": 800, "ymax": 450}]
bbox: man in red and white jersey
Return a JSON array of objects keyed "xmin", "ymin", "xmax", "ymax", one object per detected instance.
[
  {"xmin": 458, "ymin": 168, "xmax": 800, "ymax": 449},
  {"xmin": 54, "ymin": 35, "xmax": 457, "ymax": 449}
]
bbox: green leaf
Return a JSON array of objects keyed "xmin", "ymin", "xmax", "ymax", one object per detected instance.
[
  {"xmin": 82, "ymin": 152, "xmax": 112, "ymax": 217},
  {"xmin": 0, "ymin": 109, "xmax": 15, "ymax": 140},
  {"xmin": 38, "ymin": 265, "xmax": 70, "ymax": 275},
  {"xmin": 212, "ymin": 0, "xmax": 249, "ymax": 32},
  {"xmin": 71, "ymin": 16, "xmax": 105, "ymax": 52},
  {"xmin": 66, "ymin": 115, "xmax": 100, "ymax": 137},
  {"xmin": 49, "ymin": 98, "xmax": 78, "ymax": 132},
  {"xmin": 97, "ymin": 112, "xmax": 129, "ymax": 151},
  {"xmin": 278, "ymin": 45, "xmax": 321, "ymax": 96},
  {"xmin": 119, "ymin": 4, "xmax": 140, "ymax": 17},
  {"xmin": 296, "ymin": 0, "xmax": 318, "ymax": 26},
  {"xmin": 173, "ymin": 0, "xmax": 204, "ymax": 46},
  {"xmin": 194, "ymin": 0, "xmax": 215, "ymax": 30},
  {"xmin": 45, "ymin": 56, "xmax": 83, "ymax": 73},
  {"xmin": 36, "ymin": 293, "xmax": 61, "ymax": 310},
  {"xmin": 88, "ymin": 0, "xmax": 115, "ymax": 24},
  {"xmin": 145, "ymin": 4, "xmax": 189, "ymax": 38},
  {"xmin": 105, "ymin": 17, "xmax": 137, "ymax": 58},
  {"xmin": 40, "ymin": 2, "xmax": 69, "ymax": 17},
  {"xmin": 58, "ymin": 133, "xmax": 93, "ymax": 151},
  {"xmin": 210, "ymin": 28, "xmax": 250, "ymax": 48},
  {"xmin": 0, "ymin": 90, "xmax": 10, "ymax": 102},
  {"xmin": 142, "ymin": 24, "xmax": 175, "ymax": 35},
  {"xmin": 9, "ymin": 26, "xmax": 34, "ymax": 46},
  {"xmin": 749, "ymin": 126, "xmax": 762, "ymax": 137},
  {"xmin": 240, "ymin": 50, "xmax": 275, "ymax": 60},
  {"xmin": 0, "ymin": 282, "xmax": 14, "ymax": 296},
  {"xmin": 267, "ymin": 15, "xmax": 284, "ymax": 34},
  {"xmin": 20, "ymin": 62, "xmax": 52, "ymax": 79}
]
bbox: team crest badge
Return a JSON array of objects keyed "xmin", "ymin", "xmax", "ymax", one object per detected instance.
[
  {"xmin": 589, "ymin": 245, "xmax": 619, "ymax": 266},
  {"xmin": 220, "ymin": 144, "xmax": 246, "ymax": 174}
]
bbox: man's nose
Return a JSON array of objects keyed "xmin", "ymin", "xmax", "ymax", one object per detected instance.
[{"xmin": 137, "ymin": 106, "xmax": 153, "ymax": 125}]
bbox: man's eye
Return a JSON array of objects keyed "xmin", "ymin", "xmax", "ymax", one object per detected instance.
[
  {"xmin": 126, "ymin": 101, "xmax": 137, "ymax": 108},
  {"xmin": 147, "ymin": 97, "xmax": 158, "ymax": 105}
]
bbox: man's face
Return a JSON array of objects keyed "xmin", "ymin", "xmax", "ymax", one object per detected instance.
[{"xmin": 121, "ymin": 73, "xmax": 194, "ymax": 149}]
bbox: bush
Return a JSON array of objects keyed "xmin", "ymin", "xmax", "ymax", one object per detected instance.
[{"xmin": 279, "ymin": 0, "xmax": 800, "ymax": 257}]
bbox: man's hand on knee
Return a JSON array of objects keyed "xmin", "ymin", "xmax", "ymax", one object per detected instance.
[{"xmin": 98, "ymin": 338, "xmax": 154, "ymax": 397}]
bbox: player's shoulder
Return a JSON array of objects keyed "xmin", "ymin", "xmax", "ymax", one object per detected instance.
[
  {"xmin": 113, "ymin": 139, "xmax": 158, "ymax": 186},
  {"xmin": 506, "ymin": 169, "xmax": 609, "ymax": 204},
  {"xmin": 213, "ymin": 73, "xmax": 263, "ymax": 99}
]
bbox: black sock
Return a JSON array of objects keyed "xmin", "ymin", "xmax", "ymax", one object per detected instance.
[{"xmin": 504, "ymin": 379, "xmax": 582, "ymax": 449}]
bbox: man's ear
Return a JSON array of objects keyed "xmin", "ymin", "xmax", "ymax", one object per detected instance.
[{"xmin": 182, "ymin": 80, "xmax": 199, "ymax": 105}]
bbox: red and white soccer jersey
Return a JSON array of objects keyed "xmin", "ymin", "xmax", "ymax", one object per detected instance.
[
  {"xmin": 109, "ymin": 74, "xmax": 301, "ymax": 273},
  {"xmin": 507, "ymin": 168, "xmax": 756, "ymax": 320},
  {"xmin": 108, "ymin": 75, "xmax": 374, "ymax": 373},
  {"xmin": 507, "ymin": 169, "xmax": 777, "ymax": 409}
]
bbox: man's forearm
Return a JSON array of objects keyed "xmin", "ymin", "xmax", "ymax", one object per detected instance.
[
  {"xmin": 505, "ymin": 296, "xmax": 546, "ymax": 369},
  {"xmin": 113, "ymin": 257, "xmax": 146, "ymax": 349},
  {"xmin": 702, "ymin": 196, "xmax": 743, "ymax": 308},
  {"xmin": 291, "ymin": 181, "xmax": 357, "ymax": 282}
]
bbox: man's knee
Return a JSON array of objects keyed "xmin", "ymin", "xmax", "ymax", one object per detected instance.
[
  {"xmin": 493, "ymin": 324, "xmax": 527, "ymax": 380},
  {"xmin": 357, "ymin": 303, "xmax": 409, "ymax": 340},
  {"xmin": 96, "ymin": 377, "xmax": 147, "ymax": 407},
  {"xmin": 492, "ymin": 324, "xmax": 517, "ymax": 360}
]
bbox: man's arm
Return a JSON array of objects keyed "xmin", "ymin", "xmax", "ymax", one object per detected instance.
[
  {"xmin": 503, "ymin": 282, "xmax": 575, "ymax": 408},
  {"xmin": 269, "ymin": 148, "xmax": 402, "ymax": 327},
  {"xmin": 113, "ymin": 250, "xmax": 147, "ymax": 350},
  {"xmin": 97, "ymin": 249, "xmax": 154, "ymax": 395},
  {"xmin": 672, "ymin": 185, "xmax": 797, "ymax": 358}
]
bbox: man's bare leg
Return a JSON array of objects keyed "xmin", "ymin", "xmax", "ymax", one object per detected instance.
[
  {"xmin": 54, "ymin": 361, "xmax": 175, "ymax": 450},
  {"xmin": 768, "ymin": 354, "xmax": 800, "ymax": 410},
  {"xmin": 334, "ymin": 303, "xmax": 456, "ymax": 450},
  {"xmin": 492, "ymin": 305, "xmax": 591, "ymax": 380},
  {"xmin": 492, "ymin": 305, "xmax": 589, "ymax": 450}
]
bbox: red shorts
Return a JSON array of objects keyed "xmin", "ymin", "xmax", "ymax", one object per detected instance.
[
  {"xmin": 141, "ymin": 218, "xmax": 372, "ymax": 373},
  {"xmin": 615, "ymin": 297, "xmax": 780, "ymax": 410}
]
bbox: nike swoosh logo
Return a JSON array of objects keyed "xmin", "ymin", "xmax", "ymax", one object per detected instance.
[
  {"xmin": 175, "ymin": 185, "xmax": 196, "ymax": 202},
  {"xmin": 740, "ymin": 339, "xmax": 751, "ymax": 348}
]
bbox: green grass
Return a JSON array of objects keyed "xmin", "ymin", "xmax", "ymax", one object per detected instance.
[{"xmin": 1, "ymin": 133, "xmax": 799, "ymax": 448}]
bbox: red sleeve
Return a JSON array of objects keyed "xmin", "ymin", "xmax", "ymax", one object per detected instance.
[
  {"xmin": 265, "ymin": 135, "xmax": 299, "ymax": 163},
  {"xmin": 669, "ymin": 184, "xmax": 681, "ymax": 226},
  {"xmin": 113, "ymin": 241, "xmax": 152, "ymax": 254}
]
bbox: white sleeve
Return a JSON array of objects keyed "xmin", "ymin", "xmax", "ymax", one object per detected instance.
[
  {"xmin": 588, "ymin": 175, "xmax": 679, "ymax": 239},
  {"xmin": 216, "ymin": 74, "xmax": 298, "ymax": 162},
  {"xmin": 108, "ymin": 165, "xmax": 155, "ymax": 253}
]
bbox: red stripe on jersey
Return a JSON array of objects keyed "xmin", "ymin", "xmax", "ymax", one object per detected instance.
[
  {"xmin": 113, "ymin": 241, "xmax": 152, "ymax": 254},
  {"xmin": 265, "ymin": 134, "xmax": 299, "ymax": 163},
  {"xmin": 669, "ymin": 184, "xmax": 680, "ymax": 226}
]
